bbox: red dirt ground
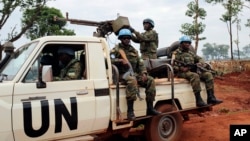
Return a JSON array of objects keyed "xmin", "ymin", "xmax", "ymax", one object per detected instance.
[{"xmin": 179, "ymin": 71, "xmax": 250, "ymax": 141}]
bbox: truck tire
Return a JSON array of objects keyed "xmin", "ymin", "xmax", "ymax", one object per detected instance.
[{"xmin": 145, "ymin": 104, "xmax": 183, "ymax": 141}]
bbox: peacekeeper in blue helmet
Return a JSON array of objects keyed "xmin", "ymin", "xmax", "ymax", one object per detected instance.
[
  {"xmin": 129, "ymin": 18, "xmax": 159, "ymax": 59},
  {"xmin": 172, "ymin": 35, "xmax": 223, "ymax": 107},
  {"xmin": 110, "ymin": 29, "xmax": 160, "ymax": 121},
  {"xmin": 54, "ymin": 46, "xmax": 82, "ymax": 80}
]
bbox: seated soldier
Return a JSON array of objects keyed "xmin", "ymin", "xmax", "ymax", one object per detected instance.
[
  {"xmin": 173, "ymin": 35, "xmax": 222, "ymax": 107},
  {"xmin": 110, "ymin": 29, "xmax": 160, "ymax": 121},
  {"xmin": 54, "ymin": 46, "xmax": 82, "ymax": 80}
]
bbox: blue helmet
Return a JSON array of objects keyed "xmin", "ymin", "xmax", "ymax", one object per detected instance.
[
  {"xmin": 57, "ymin": 46, "xmax": 74, "ymax": 56},
  {"xmin": 179, "ymin": 35, "xmax": 192, "ymax": 44},
  {"xmin": 118, "ymin": 29, "xmax": 132, "ymax": 39},
  {"xmin": 143, "ymin": 18, "xmax": 154, "ymax": 28}
]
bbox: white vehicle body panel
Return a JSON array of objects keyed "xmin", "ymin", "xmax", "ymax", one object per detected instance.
[{"xmin": 0, "ymin": 36, "xmax": 208, "ymax": 140}]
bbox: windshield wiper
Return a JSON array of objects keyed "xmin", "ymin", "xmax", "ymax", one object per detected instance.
[{"xmin": 0, "ymin": 73, "xmax": 8, "ymax": 82}]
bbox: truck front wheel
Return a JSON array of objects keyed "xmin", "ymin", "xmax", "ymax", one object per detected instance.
[{"xmin": 145, "ymin": 104, "xmax": 183, "ymax": 141}]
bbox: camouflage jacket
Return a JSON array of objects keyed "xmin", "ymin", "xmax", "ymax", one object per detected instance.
[
  {"xmin": 110, "ymin": 43, "xmax": 147, "ymax": 75},
  {"xmin": 173, "ymin": 47, "xmax": 204, "ymax": 72},
  {"xmin": 55, "ymin": 59, "xmax": 82, "ymax": 80},
  {"xmin": 132, "ymin": 29, "xmax": 158, "ymax": 54}
]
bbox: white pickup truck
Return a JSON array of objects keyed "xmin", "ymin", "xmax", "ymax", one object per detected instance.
[{"xmin": 0, "ymin": 36, "xmax": 214, "ymax": 141}]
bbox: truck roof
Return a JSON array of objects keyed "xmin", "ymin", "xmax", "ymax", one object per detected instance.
[{"xmin": 32, "ymin": 35, "xmax": 104, "ymax": 43}]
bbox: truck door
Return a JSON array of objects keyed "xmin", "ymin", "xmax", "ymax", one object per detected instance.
[{"xmin": 12, "ymin": 43, "xmax": 96, "ymax": 141}]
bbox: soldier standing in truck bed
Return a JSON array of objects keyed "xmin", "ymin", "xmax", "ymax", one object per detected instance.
[
  {"xmin": 173, "ymin": 35, "xmax": 223, "ymax": 107},
  {"xmin": 110, "ymin": 29, "xmax": 160, "ymax": 121},
  {"xmin": 129, "ymin": 18, "xmax": 158, "ymax": 59}
]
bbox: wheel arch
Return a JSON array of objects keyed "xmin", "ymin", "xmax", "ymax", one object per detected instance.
[{"xmin": 155, "ymin": 98, "xmax": 182, "ymax": 111}]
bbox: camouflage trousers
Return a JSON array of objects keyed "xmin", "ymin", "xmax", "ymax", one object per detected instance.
[
  {"xmin": 124, "ymin": 74, "xmax": 156, "ymax": 102},
  {"xmin": 177, "ymin": 71, "xmax": 214, "ymax": 93},
  {"xmin": 141, "ymin": 52, "xmax": 157, "ymax": 59}
]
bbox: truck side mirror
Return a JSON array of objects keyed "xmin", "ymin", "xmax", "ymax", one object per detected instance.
[
  {"xmin": 36, "ymin": 65, "xmax": 52, "ymax": 88},
  {"xmin": 42, "ymin": 65, "xmax": 53, "ymax": 82}
]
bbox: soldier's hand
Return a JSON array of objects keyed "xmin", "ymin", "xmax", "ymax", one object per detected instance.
[
  {"xmin": 181, "ymin": 67, "xmax": 189, "ymax": 72},
  {"xmin": 141, "ymin": 73, "xmax": 148, "ymax": 82},
  {"xmin": 129, "ymin": 26, "xmax": 135, "ymax": 33},
  {"xmin": 120, "ymin": 59, "xmax": 129, "ymax": 65},
  {"xmin": 197, "ymin": 63, "xmax": 207, "ymax": 68}
]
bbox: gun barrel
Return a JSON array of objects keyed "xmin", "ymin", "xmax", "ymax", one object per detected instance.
[
  {"xmin": 53, "ymin": 13, "xmax": 130, "ymax": 37},
  {"xmin": 69, "ymin": 19, "xmax": 101, "ymax": 27},
  {"xmin": 54, "ymin": 16, "xmax": 106, "ymax": 27}
]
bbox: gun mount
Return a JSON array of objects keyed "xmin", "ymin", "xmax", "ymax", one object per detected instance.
[{"xmin": 54, "ymin": 12, "xmax": 130, "ymax": 37}]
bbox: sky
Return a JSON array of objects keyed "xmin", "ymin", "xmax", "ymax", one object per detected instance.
[{"xmin": 1, "ymin": 0, "xmax": 250, "ymax": 55}]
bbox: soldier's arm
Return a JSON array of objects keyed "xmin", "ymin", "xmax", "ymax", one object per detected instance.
[
  {"xmin": 110, "ymin": 46, "xmax": 122, "ymax": 64},
  {"xmin": 137, "ymin": 57, "xmax": 147, "ymax": 74},
  {"xmin": 134, "ymin": 30, "xmax": 158, "ymax": 42},
  {"xmin": 172, "ymin": 52, "xmax": 183, "ymax": 72},
  {"xmin": 64, "ymin": 61, "xmax": 82, "ymax": 80},
  {"xmin": 131, "ymin": 34, "xmax": 140, "ymax": 43}
]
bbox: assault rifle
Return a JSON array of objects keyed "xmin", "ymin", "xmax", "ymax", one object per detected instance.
[
  {"xmin": 111, "ymin": 49, "xmax": 144, "ymax": 101},
  {"xmin": 174, "ymin": 60, "xmax": 219, "ymax": 76},
  {"xmin": 54, "ymin": 12, "xmax": 130, "ymax": 37}
]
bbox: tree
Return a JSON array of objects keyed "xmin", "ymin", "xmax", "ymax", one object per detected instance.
[
  {"xmin": 22, "ymin": 6, "xmax": 75, "ymax": 40},
  {"xmin": 205, "ymin": 0, "xmax": 244, "ymax": 60},
  {"xmin": 0, "ymin": 0, "xmax": 52, "ymax": 42},
  {"xmin": 242, "ymin": 44, "xmax": 250, "ymax": 58},
  {"xmin": 233, "ymin": 49, "xmax": 245, "ymax": 58},
  {"xmin": 246, "ymin": 19, "xmax": 250, "ymax": 28},
  {"xmin": 202, "ymin": 43, "xmax": 229, "ymax": 60},
  {"xmin": 202, "ymin": 43, "xmax": 215, "ymax": 60},
  {"xmin": 216, "ymin": 44, "xmax": 230, "ymax": 59},
  {"xmin": 234, "ymin": 17, "xmax": 241, "ymax": 60},
  {"xmin": 180, "ymin": 0, "xmax": 206, "ymax": 54},
  {"xmin": 244, "ymin": 0, "xmax": 250, "ymax": 32}
]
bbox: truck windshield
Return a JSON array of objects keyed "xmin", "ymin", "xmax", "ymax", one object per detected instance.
[{"xmin": 0, "ymin": 42, "xmax": 38, "ymax": 81}]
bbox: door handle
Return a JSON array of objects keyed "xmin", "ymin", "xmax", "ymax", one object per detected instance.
[
  {"xmin": 76, "ymin": 90, "xmax": 88, "ymax": 95},
  {"xmin": 21, "ymin": 96, "xmax": 46, "ymax": 101}
]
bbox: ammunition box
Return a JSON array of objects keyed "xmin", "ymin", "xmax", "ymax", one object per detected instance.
[{"xmin": 112, "ymin": 16, "xmax": 130, "ymax": 35}]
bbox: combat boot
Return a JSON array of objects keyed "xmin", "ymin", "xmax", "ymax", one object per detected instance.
[
  {"xmin": 146, "ymin": 101, "xmax": 161, "ymax": 116},
  {"xmin": 194, "ymin": 92, "xmax": 208, "ymax": 107},
  {"xmin": 127, "ymin": 100, "xmax": 136, "ymax": 121},
  {"xmin": 207, "ymin": 89, "xmax": 223, "ymax": 104}
]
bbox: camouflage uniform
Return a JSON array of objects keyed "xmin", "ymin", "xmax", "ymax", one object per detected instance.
[
  {"xmin": 132, "ymin": 30, "xmax": 158, "ymax": 59},
  {"xmin": 110, "ymin": 43, "xmax": 156, "ymax": 102},
  {"xmin": 173, "ymin": 47, "xmax": 214, "ymax": 93},
  {"xmin": 54, "ymin": 59, "xmax": 82, "ymax": 80}
]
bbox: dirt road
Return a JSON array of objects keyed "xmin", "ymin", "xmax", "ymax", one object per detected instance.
[{"xmin": 179, "ymin": 71, "xmax": 250, "ymax": 141}]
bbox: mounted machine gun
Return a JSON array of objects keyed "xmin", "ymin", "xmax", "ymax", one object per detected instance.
[{"xmin": 54, "ymin": 12, "xmax": 130, "ymax": 37}]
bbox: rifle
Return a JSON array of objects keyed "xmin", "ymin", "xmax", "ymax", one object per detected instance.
[
  {"xmin": 54, "ymin": 12, "xmax": 130, "ymax": 37},
  {"xmin": 174, "ymin": 60, "xmax": 218, "ymax": 75},
  {"xmin": 118, "ymin": 49, "xmax": 143, "ymax": 101}
]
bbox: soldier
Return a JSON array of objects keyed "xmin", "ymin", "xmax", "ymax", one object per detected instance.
[
  {"xmin": 129, "ymin": 18, "xmax": 159, "ymax": 59},
  {"xmin": 54, "ymin": 46, "xmax": 82, "ymax": 80},
  {"xmin": 110, "ymin": 29, "xmax": 160, "ymax": 121},
  {"xmin": 172, "ymin": 35, "xmax": 223, "ymax": 107}
]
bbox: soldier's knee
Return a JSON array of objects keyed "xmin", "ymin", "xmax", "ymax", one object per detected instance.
[{"xmin": 204, "ymin": 72, "xmax": 213, "ymax": 79}]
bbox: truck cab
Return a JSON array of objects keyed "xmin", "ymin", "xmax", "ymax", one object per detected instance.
[{"xmin": 0, "ymin": 36, "xmax": 113, "ymax": 141}]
